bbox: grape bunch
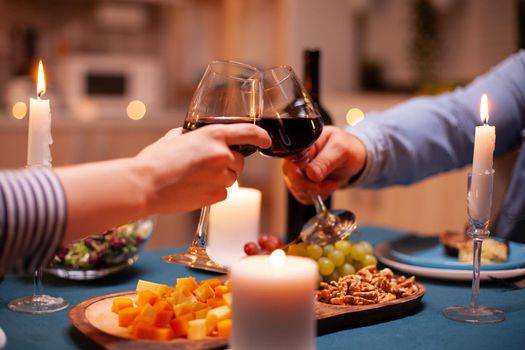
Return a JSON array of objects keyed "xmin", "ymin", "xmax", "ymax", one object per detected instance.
[
  {"xmin": 243, "ymin": 234, "xmax": 283, "ymax": 256},
  {"xmin": 286, "ymin": 239, "xmax": 377, "ymax": 282}
]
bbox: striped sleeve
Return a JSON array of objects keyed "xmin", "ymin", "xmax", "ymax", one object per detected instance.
[{"xmin": 0, "ymin": 168, "xmax": 67, "ymax": 275}]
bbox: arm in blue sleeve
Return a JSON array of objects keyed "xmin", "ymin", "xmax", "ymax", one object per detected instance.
[{"xmin": 347, "ymin": 50, "xmax": 525, "ymax": 188}]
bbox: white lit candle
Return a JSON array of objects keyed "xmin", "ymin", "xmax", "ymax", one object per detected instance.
[
  {"xmin": 207, "ymin": 181, "xmax": 261, "ymax": 267},
  {"xmin": 27, "ymin": 60, "xmax": 52, "ymax": 167},
  {"xmin": 469, "ymin": 94, "xmax": 496, "ymax": 222},
  {"xmin": 231, "ymin": 250, "xmax": 317, "ymax": 350},
  {"xmin": 471, "ymin": 94, "xmax": 495, "ymax": 175}
]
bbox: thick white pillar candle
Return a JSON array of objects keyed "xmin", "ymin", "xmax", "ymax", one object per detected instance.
[
  {"xmin": 231, "ymin": 250, "xmax": 317, "ymax": 350},
  {"xmin": 27, "ymin": 61, "xmax": 52, "ymax": 167},
  {"xmin": 469, "ymin": 94, "xmax": 495, "ymax": 221},
  {"xmin": 207, "ymin": 182, "xmax": 261, "ymax": 267}
]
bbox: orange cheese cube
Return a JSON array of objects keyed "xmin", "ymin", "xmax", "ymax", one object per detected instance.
[
  {"xmin": 118, "ymin": 307, "xmax": 141, "ymax": 327},
  {"xmin": 137, "ymin": 290, "xmax": 158, "ymax": 308},
  {"xmin": 214, "ymin": 285, "xmax": 229, "ymax": 297},
  {"xmin": 217, "ymin": 319, "xmax": 232, "ymax": 337},
  {"xmin": 111, "ymin": 297, "xmax": 134, "ymax": 313},
  {"xmin": 200, "ymin": 278, "xmax": 222, "ymax": 289},
  {"xmin": 154, "ymin": 309, "xmax": 174, "ymax": 327},
  {"xmin": 206, "ymin": 297, "xmax": 225, "ymax": 308}
]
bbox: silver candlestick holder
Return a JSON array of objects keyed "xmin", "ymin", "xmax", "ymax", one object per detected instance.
[{"xmin": 442, "ymin": 169, "xmax": 504, "ymax": 324}]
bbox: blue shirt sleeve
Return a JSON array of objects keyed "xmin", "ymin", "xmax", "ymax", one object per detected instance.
[{"xmin": 347, "ymin": 50, "xmax": 525, "ymax": 188}]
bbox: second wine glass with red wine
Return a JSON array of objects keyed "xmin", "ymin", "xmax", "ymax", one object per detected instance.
[
  {"xmin": 259, "ymin": 65, "xmax": 356, "ymax": 245},
  {"xmin": 161, "ymin": 60, "xmax": 262, "ymax": 273}
]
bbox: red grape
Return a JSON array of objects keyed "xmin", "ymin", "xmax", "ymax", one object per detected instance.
[
  {"xmin": 258, "ymin": 235, "xmax": 270, "ymax": 250},
  {"xmin": 243, "ymin": 241, "xmax": 259, "ymax": 256},
  {"xmin": 266, "ymin": 235, "xmax": 282, "ymax": 252}
]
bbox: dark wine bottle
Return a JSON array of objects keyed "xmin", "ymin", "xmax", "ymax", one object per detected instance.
[{"xmin": 286, "ymin": 49, "xmax": 334, "ymax": 242}]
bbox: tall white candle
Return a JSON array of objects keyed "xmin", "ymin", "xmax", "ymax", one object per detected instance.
[
  {"xmin": 471, "ymin": 94, "xmax": 495, "ymax": 175},
  {"xmin": 469, "ymin": 94, "xmax": 495, "ymax": 222},
  {"xmin": 207, "ymin": 181, "xmax": 261, "ymax": 268},
  {"xmin": 231, "ymin": 250, "xmax": 317, "ymax": 350},
  {"xmin": 27, "ymin": 61, "xmax": 52, "ymax": 167}
]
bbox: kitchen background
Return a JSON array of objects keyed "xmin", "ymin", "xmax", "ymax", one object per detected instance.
[{"xmin": 0, "ymin": 0, "xmax": 521, "ymax": 249}]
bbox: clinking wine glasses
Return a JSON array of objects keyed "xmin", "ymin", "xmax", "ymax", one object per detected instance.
[
  {"xmin": 161, "ymin": 60, "xmax": 262, "ymax": 273},
  {"xmin": 259, "ymin": 66, "xmax": 356, "ymax": 245}
]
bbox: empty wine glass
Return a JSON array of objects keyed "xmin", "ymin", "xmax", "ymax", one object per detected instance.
[
  {"xmin": 443, "ymin": 170, "xmax": 505, "ymax": 324},
  {"xmin": 161, "ymin": 60, "xmax": 262, "ymax": 273},
  {"xmin": 259, "ymin": 65, "xmax": 356, "ymax": 245}
]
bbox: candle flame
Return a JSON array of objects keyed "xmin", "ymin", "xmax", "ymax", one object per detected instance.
[
  {"xmin": 480, "ymin": 94, "xmax": 489, "ymax": 124},
  {"xmin": 37, "ymin": 60, "xmax": 46, "ymax": 97},
  {"xmin": 269, "ymin": 249, "xmax": 285, "ymax": 268}
]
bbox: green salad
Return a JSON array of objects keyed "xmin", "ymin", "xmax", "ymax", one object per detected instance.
[{"xmin": 49, "ymin": 219, "xmax": 153, "ymax": 270}]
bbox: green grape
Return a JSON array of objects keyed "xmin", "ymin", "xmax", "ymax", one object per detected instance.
[
  {"xmin": 338, "ymin": 263, "xmax": 356, "ymax": 277},
  {"xmin": 345, "ymin": 253, "xmax": 354, "ymax": 264},
  {"xmin": 317, "ymin": 257, "xmax": 335, "ymax": 276},
  {"xmin": 350, "ymin": 243, "xmax": 367, "ymax": 261},
  {"xmin": 306, "ymin": 244, "xmax": 323, "ymax": 260},
  {"xmin": 326, "ymin": 270, "xmax": 340, "ymax": 282},
  {"xmin": 362, "ymin": 254, "xmax": 378, "ymax": 267},
  {"xmin": 334, "ymin": 240, "xmax": 352, "ymax": 255},
  {"xmin": 328, "ymin": 250, "xmax": 345, "ymax": 267},
  {"xmin": 323, "ymin": 244, "xmax": 335, "ymax": 257},
  {"xmin": 358, "ymin": 241, "xmax": 374, "ymax": 255}
]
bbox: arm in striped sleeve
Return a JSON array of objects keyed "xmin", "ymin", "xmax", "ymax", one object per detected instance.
[{"xmin": 0, "ymin": 168, "xmax": 67, "ymax": 275}]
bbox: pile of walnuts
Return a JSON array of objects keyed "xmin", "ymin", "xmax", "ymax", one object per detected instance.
[{"xmin": 317, "ymin": 265, "xmax": 418, "ymax": 306}]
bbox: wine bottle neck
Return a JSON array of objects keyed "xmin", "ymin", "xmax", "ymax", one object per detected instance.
[{"xmin": 304, "ymin": 50, "xmax": 320, "ymax": 102}]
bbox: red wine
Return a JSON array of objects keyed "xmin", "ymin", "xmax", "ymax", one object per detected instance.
[
  {"xmin": 183, "ymin": 115, "xmax": 259, "ymax": 156},
  {"xmin": 257, "ymin": 115, "xmax": 323, "ymax": 158},
  {"xmin": 286, "ymin": 49, "xmax": 333, "ymax": 241}
]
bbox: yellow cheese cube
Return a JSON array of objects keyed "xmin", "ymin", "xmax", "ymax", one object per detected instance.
[{"xmin": 187, "ymin": 319, "xmax": 207, "ymax": 340}]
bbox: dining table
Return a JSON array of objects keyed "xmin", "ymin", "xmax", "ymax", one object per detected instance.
[{"xmin": 1, "ymin": 226, "xmax": 524, "ymax": 350}]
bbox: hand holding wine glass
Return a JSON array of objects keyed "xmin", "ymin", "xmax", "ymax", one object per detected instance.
[
  {"xmin": 162, "ymin": 60, "xmax": 264, "ymax": 272},
  {"xmin": 259, "ymin": 66, "xmax": 357, "ymax": 245}
]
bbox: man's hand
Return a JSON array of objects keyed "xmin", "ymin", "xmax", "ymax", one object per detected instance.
[{"xmin": 282, "ymin": 126, "xmax": 366, "ymax": 204}]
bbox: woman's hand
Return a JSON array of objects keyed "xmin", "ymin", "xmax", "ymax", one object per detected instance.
[{"xmin": 136, "ymin": 124, "xmax": 271, "ymax": 213}]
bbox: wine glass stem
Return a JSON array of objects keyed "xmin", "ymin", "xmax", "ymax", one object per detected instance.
[
  {"xmin": 469, "ymin": 238, "xmax": 483, "ymax": 308},
  {"xmin": 312, "ymin": 194, "xmax": 328, "ymax": 216},
  {"xmin": 191, "ymin": 206, "xmax": 210, "ymax": 248},
  {"xmin": 33, "ymin": 268, "xmax": 43, "ymax": 298}
]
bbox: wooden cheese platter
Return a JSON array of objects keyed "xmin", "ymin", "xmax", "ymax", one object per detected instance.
[{"xmin": 69, "ymin": 283, "xmax": 425, "ymax": 349}]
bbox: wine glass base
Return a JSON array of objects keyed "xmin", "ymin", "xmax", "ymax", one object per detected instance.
[
  {"xmin": 8, "ymin": 294, "xmax": 69, "ymax": 314},
  {"xmin": 442, "ymin": 305, "xmax": 505, "ymax": 324},
  {"xmin": 301, "ymin": 209, "xmax": 357, "ymax": 245},
  {"xmin": 161, "ymin": 246, "xmax": 228, "ymax": 274}
]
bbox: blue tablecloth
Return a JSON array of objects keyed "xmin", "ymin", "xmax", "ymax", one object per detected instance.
[{"xmin": 1, "ymin": 226, "xmax": 524, "ymax": 349}]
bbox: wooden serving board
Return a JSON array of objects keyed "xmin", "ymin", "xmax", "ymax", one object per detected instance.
[
  {"xmin": 68, "ymin": 291, "xmax": 228, "ymax": 350},
  {"xmin": 315, "ymin": 282, "xmax": 426, "ymax": 334},
  {"xmin": 69, "ymin": 283, "xmax": 425, "ymax": 349}
]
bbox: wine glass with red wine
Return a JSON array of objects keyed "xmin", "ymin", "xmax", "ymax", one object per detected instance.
[
  {"xmin": 161, "ymin": 60, "xmax": 262, "ymax": 273},
  {"xmin": 259, "ymin": 65, "xmax": 356, "ymax": 245}
]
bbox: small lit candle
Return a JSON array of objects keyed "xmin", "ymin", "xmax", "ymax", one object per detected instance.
[
  {"xmin": 471, "ymin": 94, "xmax": 495, "ymax": 175},
  {"xmin": 231, "ymin": 250, "xmax": 317, "ymax": 350},
  {"xmin": 27, "ymin": 61, "xmax": 52, "ymax": 167},
  {"xmin": 469, "ymin": 94, "xmax": 496, "ymax": 222},
  {"xmin": 207, "ymin": 181, "xmax": 261, "ymax": 267}
]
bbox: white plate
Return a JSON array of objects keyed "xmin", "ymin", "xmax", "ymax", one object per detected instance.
[
  {"xmin": 375, "ymin": 241, "xmax": 525, "ymax": 281},
  {"xmin": 0, "ymin": 326, "xmax": 5, "ymax": 349}
]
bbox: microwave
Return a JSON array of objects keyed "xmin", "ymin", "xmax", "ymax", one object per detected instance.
[{"xmin": 56, "ymin": 54, "xmax": 164, "ymax": 118}]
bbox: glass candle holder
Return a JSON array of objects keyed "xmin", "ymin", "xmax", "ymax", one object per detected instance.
[{"xmin": 442, "ymin": 170, "xmax": 505, "ymax": 324}]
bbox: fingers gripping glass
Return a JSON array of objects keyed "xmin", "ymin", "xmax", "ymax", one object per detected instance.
[
  {"xmin": 259, "ymin": 66, "xmax": 356, "ymax": 245},
  {"xmin": 161, "ymin": 60, "xmax": 262, "ymax": 273}
]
